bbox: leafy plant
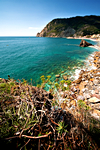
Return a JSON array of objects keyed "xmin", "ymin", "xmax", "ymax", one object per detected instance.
[
  {"xmin": 78, "ymin": 100, "xmax": 91, "ymax": 111},
  {"xmin": 38, "ymin": 133, "xmax": 42, "ymax": 136},
  {"xmin": 40, "ymin": 75, "xmax": 45, "ymax": 83},
  {"xmin": 60, "ymin": 80, "xmax": 65, "ymax": 84},
  {"xmin": 77, "ymin": 100, "xmax": 86, "ymax": 109},
  {"xmin": 55, "ymin": 82, "xmax": 59, "ymax": 89},
  {"xmin": 56, "ymin": 121, "xmax": 68, "ymax": 135},
  {"xmin": 65, "ymin": 80, "xmax": 71, "ymax": 85}
]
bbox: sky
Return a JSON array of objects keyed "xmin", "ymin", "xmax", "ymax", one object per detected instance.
[{"xmin": 0, "ymin": 0, "xmax": 100, "ymax": 36}]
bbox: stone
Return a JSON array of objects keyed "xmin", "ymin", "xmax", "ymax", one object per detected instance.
[
  {"xmin": 70, "ymin": 100, "xmax": 77, "ymax": 106},
  {"xmin": 90, "ymin": 103, "xmax": 100, "ymax": 110},
  {"xmin": 55, "ymin": 78, "xmax": 59, "ymax": 82},
  {"xmin": 93, "ymin": 109, "xmax": 100, "ymax": 116},
  {"xmin": 71, "ymin": 94, "xmax": 77, "ymax": 99},
  {"xmin": 90, "ymin": 78, "xmax": 94, "ymax": 82},
  {"xmin": 73, "ymin": 66, "xmax": 77, "ymax": 69},
  {"xmin": 92, "ymin": 94, "xmax": 100, "ymax": 99},
  {"xmin": 71, "ymin": 87, "xmax": 77, "ymax": 92},
  {"xmin": 74, "ymin": 77, "xmax": 82, "ymax": 84},
  {"xmin": 97, "ymin": 61, "xmax": 100, "ymax": 64},
  {"xmin": 83, "ymin": 93, "xmax": 91, "ymax": 99},
  {"xmin": 88, "ymin": 97, "xmax": 100, "ymax": 103},
  {"xmin": 77, "ymin": 95, "xmax": 84, "ymax": 100},
  {"xmin": 55, "ymin": 74, "xmax": 60, "ymax": 78},
  {"xmin": 82, "ymin": 88, "xmax": 87, "ymax": 93},
  {"xmin": 89, "ymin": 63, "xmax": 92, "ymax": 66},
  {"xmin": 63, "ymin": 75, "xmax": 68, "ymax": 80},
  {"xmin": 90, "ymin": 82, "xmax": 93, "ymax": 86},
  {"xmin": 79, "ymin": 70, "xmax": 85, "ymax": 75},
  {"xmin": 90, "ymin": 109, "xmax": 100, "ymax": 119},
  {"xmin": 61, "ymin": 102, "xmax": 67, "ymax": 109},
  {"xmin": 93, "ymin": 79, "xmax": 99, "ymax": 85},
  {"xmin": 86, "ymin": 85, "xmax": 93, "ymax": 91},
  {"xmin": 69, "ymin": 95, "xmax": 74, "ymax": 100},
  {"xmin": 79, "ymin": 39, "xmax": 94, "ymax": 47},
  {"xmin": 79, "ymin": 81, "xmax": 87, "ymax": 91},
  {"xmin": 91, "ymin": 90, "xmax": 95, "ymax": 95},
  {"xmin": 95, "ymin": 89, "xmax": 99, "ymax": 94}
]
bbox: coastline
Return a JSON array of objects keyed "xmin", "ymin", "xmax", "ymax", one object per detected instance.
[
  {"xmin": 57, "ymin": 38, "xmax": 100, "ymax": 120},
  {"xmin": 68, "ymin": 38, "xmax": 100, "ymax": 80}
]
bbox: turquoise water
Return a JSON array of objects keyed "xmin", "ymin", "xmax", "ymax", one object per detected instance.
[{"xmin": 0, "ymin": 37, "xmax": 96, "ymax": 85}]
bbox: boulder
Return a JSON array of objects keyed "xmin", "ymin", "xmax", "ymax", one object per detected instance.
[
  {"xmin": 88, "ymin": 97, "xmax": 100, "ymax": 103},
  {"xmin": 92, "ymin": 94, "xmax": 100, "ymax": 99},
  {"xmin": 79, "ymin": 39, "xmax": 94, "ymax": 47},
  {"xmin": 90, "ymin": 103, "xmax": 100, "ymax": 110},
  {"xmin": 90, "ymin": 109, "xmax": 100, "ymax": 119},
  {"xmin": 55, "ymin": 74, "xmax": 60, "ymax": 78},
  {"xmin": 79, "ymin": 81, "xmax": 87, "ymax": 91},
  {"xmin": 77, "ymin": 95, "xmax": 84, "ymax": 100},
  {"xmin": 83, "ymin": 93, "xmax": 91, "ymax": 99},
  {"xmin": 73, "ymin": 77, "xmax": 82, "ymax": 84},
  {"xmin": 70, "ymin": 100, "xmax": 77, "ymax": 107},
  {"xmin": 63, "ymin": 75, "xmax": 68, "ymax": 80}
]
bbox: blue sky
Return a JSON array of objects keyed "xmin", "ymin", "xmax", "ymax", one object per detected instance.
[{"xmin": 0, "ymin": 0, "xmax": 100, "ymax": 36}]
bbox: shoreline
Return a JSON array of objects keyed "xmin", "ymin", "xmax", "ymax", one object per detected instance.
[
  {"xmin": 68, "ymin": 39, "xmax": 100, "ymax": 80},
  {"xmin": 57, "ymin": 39, "xmax": 100, "ymax": 120}
]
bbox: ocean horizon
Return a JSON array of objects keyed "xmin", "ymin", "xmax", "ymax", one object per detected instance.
[{"xmin": 0, "ymin": 36, "xmax": 97, "ymax": 86}]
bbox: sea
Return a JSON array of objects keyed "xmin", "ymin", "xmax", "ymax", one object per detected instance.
[{"xmin": 0, "ymin": 36, "xmax": 97, "ymax": 87}]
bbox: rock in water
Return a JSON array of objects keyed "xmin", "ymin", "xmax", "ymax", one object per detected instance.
[
  {"xmin": 63, "ymin": 75, "xmax": 68, "ymax": 80},
  {"xmin": 79, "ymin": 39, "xmax": 94, "ymax": 47},
  {"xmin": 55, "ymin": 74, "xmax": 60, "ymax": 78}
]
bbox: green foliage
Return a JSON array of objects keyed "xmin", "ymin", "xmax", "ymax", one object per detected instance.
[
  {"xmin": 0, "ymin": 83, "xmax": 7, "ymax": 88},
  {"xmin": 0, "ymin": 103, "xmax": 37, "ymax": 139},
  {"xmin": 60, "ymin": 80, "xmax": 65, "ymax": 84},
  {"xmin": 41, "ymin": 15, "xmax": 100, "ymax": 37},
  {"xmin": 59, "ymin": 80, "xmax": 71, "ymax": 91},
  {"xmin": 40, "ymin": 75, "xmax": 45, "ymax": 83},
  {"xmin": 62, "ymin": 86, "xmax": 69, "ymax": 91},
  {"xmin": 52, "ymin": 99, "xmax": 58, "ymax": 107},
  {"xmin": 65, "ymin": 80, "xmax": 71, "ymax": 85},
  {"xmin": 56, "ymin": 121, "xmax": 68, "ymax": 135},
  {"xmin": 37, "ymin": 84, "xmax": 41, "ymax": 88},
  {"xmin": 78, "ymin": 100, "xmax": 86, "ymax": 109},
  {"xmin": 0, "ymin": 82, "xmax": 11, "ymax": 94},
  {"xmin": 46, "ymin": 75, "xmax": 51, "ymax": 83},
  {"xmin": 0, "ymin": 78, "xmax": 38, "ymax": 140},
  {"xmin": 0, "ymin": 77, "xmax": 100, "ymax": 149},
  {"xmin": 22, "ymin": 79, "xmax": 27, "ymax": 85},
  {"xmin": 82, "ymin": 25, "xmax": 99, "ymax": 36},
  {"xmin": 38, "ymin": 133, "xmax": 42, "ymax": 136},
  {"xmin": 55, "ymin": 82, "xmax": 59, "ymax": 89},
  {"xmin": 78, "ymin": 100, "xmax": 91, "ymax": 111}
]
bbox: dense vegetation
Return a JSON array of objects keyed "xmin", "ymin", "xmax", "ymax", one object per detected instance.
[
  {"xmin": 37, "ymin": 15, "xmax": 100, "ymax": 37},
  {"xmin": 0, "ymin": 77, "xmax": 100, "ymax": 150}
]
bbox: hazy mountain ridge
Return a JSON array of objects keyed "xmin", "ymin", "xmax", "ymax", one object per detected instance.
[{"xmin": 36, "ymin": 15, "xmax": 100, "ymax": 37}]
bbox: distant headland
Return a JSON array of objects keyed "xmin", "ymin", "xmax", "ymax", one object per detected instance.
[{"xmin": 36, "ymin": 15, "xmax": 100, "ymax": 38}]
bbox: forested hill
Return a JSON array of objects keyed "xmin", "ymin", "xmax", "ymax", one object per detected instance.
[{"xmin": 36, "ymin": 15, "xmax": 100, "ymax": 37}]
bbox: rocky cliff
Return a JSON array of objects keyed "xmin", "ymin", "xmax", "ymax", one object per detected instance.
[{"xmin": 36, "ymin": 15, "xmax": 100, "ymax": 37}]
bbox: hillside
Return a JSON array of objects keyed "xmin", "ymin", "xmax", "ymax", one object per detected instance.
[{"xmin": 36, "ymin": 15, "xmax": 100, "ymax": 37}]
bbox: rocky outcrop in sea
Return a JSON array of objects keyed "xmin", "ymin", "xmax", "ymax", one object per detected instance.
[{"xmin": 79, "ymin": 39, "xmax": 94, "ymax": 47}]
